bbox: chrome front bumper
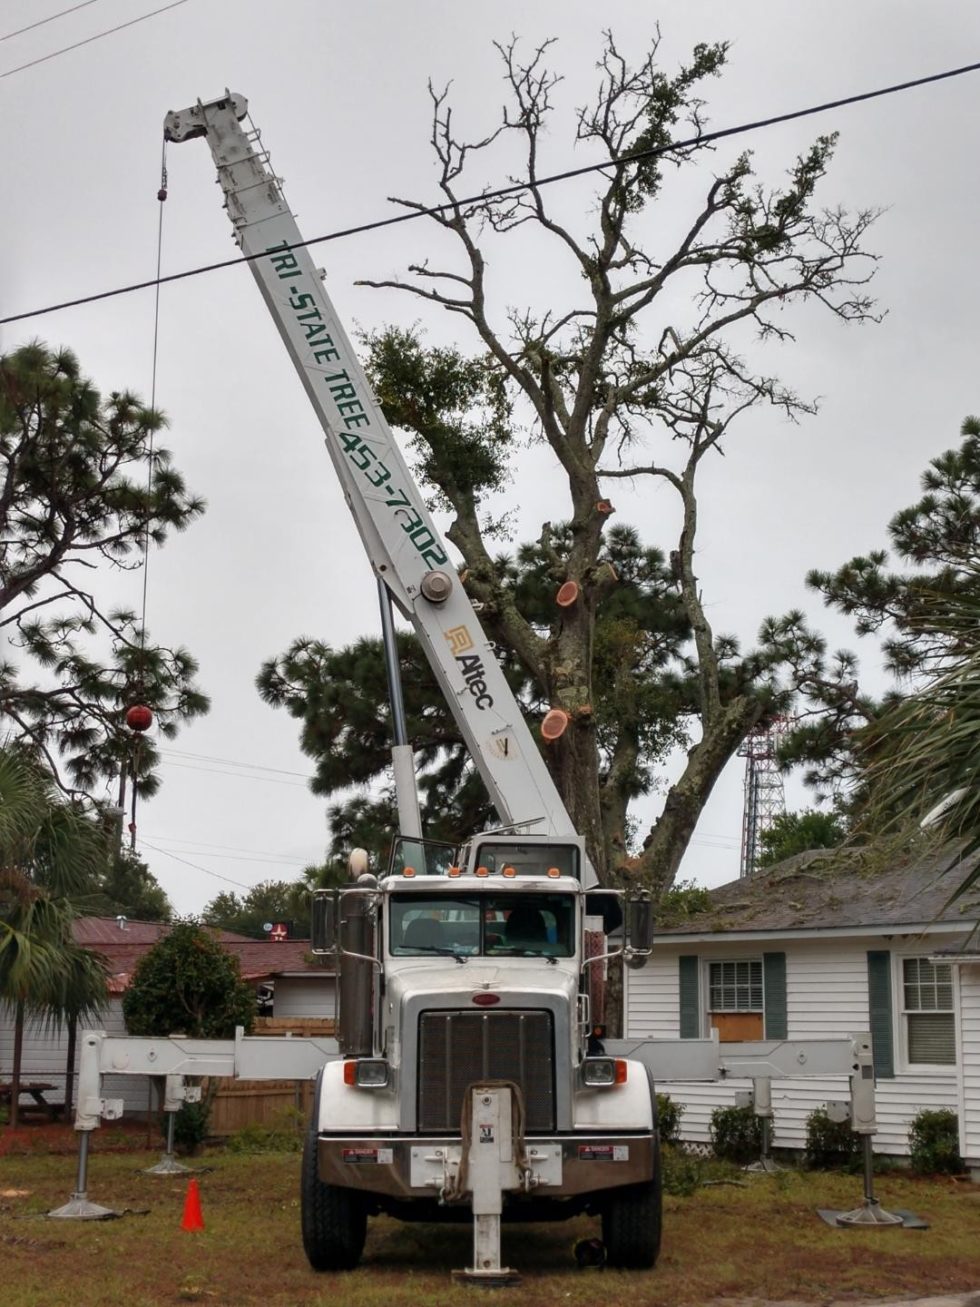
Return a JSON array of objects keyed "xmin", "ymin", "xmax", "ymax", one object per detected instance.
[{"xmin": 317, "ymin": 1133, "xmax": 655, "ymax": 1199}]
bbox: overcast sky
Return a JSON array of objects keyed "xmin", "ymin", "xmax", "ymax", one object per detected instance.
[{"xmin": 4, "ymin": 0, "xmax": 980, "ymax": 915}]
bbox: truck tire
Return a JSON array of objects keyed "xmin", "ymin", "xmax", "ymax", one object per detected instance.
[
  {"xmin": 300, "ymin": 1111, "xmax": 367, "ymax": 1271},
  {"xmin": 601, "ymin": 1137, "xmax": 663, "ymax": 1270}
]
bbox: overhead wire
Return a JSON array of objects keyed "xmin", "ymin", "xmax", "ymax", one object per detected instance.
[
  {"xmin": 0, "ymin": 0, "xmax": 107, "ymax": 43},
  {"xmin": 0, "ymin": 0, "xmax": 188, "ymax": 80},
  {"xmin": 4, "ymin": 55, "xmax": 980, "ymax": 327},
  {"xmin": 140, "ymin": 839, "xmax": 254, "ymax": 890},
  {"xmin": 158, "ymin": 746, "xmax": 314, "ymax": 779},
  {"xmin": 160, "ymin": 759, "xmax": 312, "ymax": 788},
  {"xmin": 143, "ymin": 831, "xmax": 322, "ymax": 860}
]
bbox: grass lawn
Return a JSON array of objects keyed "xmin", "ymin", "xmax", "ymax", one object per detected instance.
[{"xmin": 1, "ymin": 1142, "xmax": 978, "ymax": 1307}]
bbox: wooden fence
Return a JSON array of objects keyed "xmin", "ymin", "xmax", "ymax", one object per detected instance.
[{"xmin": 208, "ymin": 1016, "xmax": 336, "ymax": 1137}]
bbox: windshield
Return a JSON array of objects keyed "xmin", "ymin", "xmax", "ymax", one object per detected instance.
[{"xmin": 389, "ymin": 894, "xmax": 576, "ymax": 958}]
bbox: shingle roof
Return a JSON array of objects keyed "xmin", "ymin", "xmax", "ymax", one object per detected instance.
[
  {"xmin": 659, "ymin": 845, "xmax": 980, "ymax": 936},
  {"xmin": 71, "ymin": 918, "xmax": 330, "ymax": 993},
  {"xmin": 72, "ymin": 916, "xmax": 251, "ymax": 945}
]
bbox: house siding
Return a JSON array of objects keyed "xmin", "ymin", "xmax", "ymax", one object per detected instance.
[
  {"xmin": 1, "ymin": 999, "xmax": 151, "ymax": 1116},
  {"xmin": 626, "ymin": 935, "xmax": 959, "ymax": 1157},
  {"xmin": 959, "ymin": 961, "xmax": 980, "ymax": 1166},
  {"xmin": 273, "ymin": 977, "xmax": 336, "ymax": 1019}
]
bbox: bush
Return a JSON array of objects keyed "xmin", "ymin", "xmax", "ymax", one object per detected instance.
[
  {"xmin": 171, "ymin": 1099, "xmax": 211, "ymax": 1155},
  {"xmin": 804, "ymin": 1107, "xmax": 860, "ymax": 1170},
  {"xmin": 656, "ymin": 1093, "xmax": 685, "ymax": 1145},
  {"xmin": 709, "ymin": 1104, "xmax": 763, "ymax": 1164},
  {"xmin": 908, "ymin": 1108, "xmax": 963, "ymax": 1175}
]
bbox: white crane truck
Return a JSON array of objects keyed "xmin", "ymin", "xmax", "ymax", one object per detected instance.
[
  {"xmin": 53, "ymin": 92, "xmax": 882, "ymax": 1281},
  {"xmin": 161, "ymin": 91, "xmax": 661, "ymax": 1282}
]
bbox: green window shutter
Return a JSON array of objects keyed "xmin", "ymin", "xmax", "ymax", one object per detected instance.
[
  {"xmin": 679, "ymin": 955, "xmax": 700, "ymax": 1039},
  {"xmin": 763, "ymin": 952, "xmax": 787, "ymax": 1040},
  {"xmin": 867, "ymin": 950, "xmax": 895, "ymax": 1079}
]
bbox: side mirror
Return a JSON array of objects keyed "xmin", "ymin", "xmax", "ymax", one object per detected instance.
[
  {"xmin": 625, "ymin": 891, "xmax": 654, "ymax": 969},
  {"xmin": 310, "ymin": 891, "xmax": 336, "ymax": 955}
]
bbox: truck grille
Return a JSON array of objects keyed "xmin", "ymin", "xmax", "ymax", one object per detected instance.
[{"xmin": 417, "ymin": 1010, "xmax": 555, "ymax": 1132}]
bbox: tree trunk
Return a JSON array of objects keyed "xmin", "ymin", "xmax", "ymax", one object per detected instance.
[
  {"xmin": 636, "ymin": 697, "xmax": 763, "ymax": 896},
  {"xmin": 64, "ymin": 1015, "xmax": 77, "ymax": 1119},
  {"xmin": 10, "ymin": 1000, "xmax": 24, "ymax": 1131},
  {"xmin": 548, "ymin": 718, "xmax": 608, "ymax": 881}
]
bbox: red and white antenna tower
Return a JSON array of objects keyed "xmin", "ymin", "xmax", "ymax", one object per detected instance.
[{"xmin": 738, "ymin": 719, "xmax": 788, "ymax": 877}]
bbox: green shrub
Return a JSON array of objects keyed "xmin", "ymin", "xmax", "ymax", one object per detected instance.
[
  {"xmin": 172, "ymin": 1100, "xmax": 211, "ymax": 1155},
  {"xmin": 908, "ymin": 1108, "xmax": 963, "ymax": 1175},
  {"xmin": 804, "ymin": 1107, "xmax": 860, "ymax": 1170},
  {"xmin": 709, "ymin": 1104, "xmax": 763, "ymax": 1164},
  {"xmin": 656, "ymin": 1093, "xmax": 685, "ymax": 1145},
  {"xmin": 224, "ymin": 1108, "xmax": 304, "ymax": 1154}
]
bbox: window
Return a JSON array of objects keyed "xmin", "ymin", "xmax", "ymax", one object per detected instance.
[
  {"xmin": 708, "ymin": 958, "xmax": 763, "ymax": 1042},
  {"xmin": 902, "ymin": 957, "xmax": 955, "ymax": 1066},
  {"xmin": 709, "ymin": 959, "xmax": 763, "ymax": 1012}
]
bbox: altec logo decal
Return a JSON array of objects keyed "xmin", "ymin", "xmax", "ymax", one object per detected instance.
[{"xmin": 444, "ymin": 626, "xmax": 494, "ymax": 711}]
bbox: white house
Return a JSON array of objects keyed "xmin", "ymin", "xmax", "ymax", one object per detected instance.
[
  {"xmin": 625, "ymin": 849, "xmax": 980, "ymax": 1177},
  {"xmin": 0, "ymin": 917, "xmax": 336, "ymax": 1118}
]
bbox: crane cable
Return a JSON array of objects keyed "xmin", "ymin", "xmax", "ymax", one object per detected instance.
[{"xmin": 126, "ymin": 140, "xmax": 169, "ymax": 850}]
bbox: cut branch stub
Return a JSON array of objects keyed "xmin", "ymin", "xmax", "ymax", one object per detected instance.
[
  {"xmin": 540, "ymin": 708, "xmax": 570, "ymax": 741},
  {"xmin": 556, "ymin": 580, "xmax": 580, "ymax": 608}
]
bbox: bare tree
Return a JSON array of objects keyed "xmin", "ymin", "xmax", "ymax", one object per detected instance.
[{"xmin": 354, "ymin": 33, "xmax": 879, "ymax": 890}]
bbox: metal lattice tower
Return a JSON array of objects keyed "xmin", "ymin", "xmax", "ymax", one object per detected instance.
[{"xmin": 738, "ymin": 721, "xmax": 787, "ymax": 877}]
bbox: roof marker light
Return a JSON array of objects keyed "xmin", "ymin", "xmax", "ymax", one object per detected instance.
[
  {"xmin": 547, "ymin": 866, "xmax": 561, "ymax": 878},
  {"xmin": 475, "ymin": 865, "xmax": 490, "ymax": 878},
  {"xmin": 403, "ymin": 866, "xmax": 416, "ymax": 878},
  {"xmin": 502, "ymin": 865, "xmax": 516, "ymax": 878},
  {"xmin": 448, "ymin": 865, "xmax": 461, "ymax": 878}
]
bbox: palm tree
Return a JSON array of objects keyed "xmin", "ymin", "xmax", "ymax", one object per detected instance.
[
  {"xmin": 862, "ymin": 584, "xmax": 980, "ymax": 900},
  {"xmin": 0, "ymin": 750, "xmax": 108, "ymax": 1127}
]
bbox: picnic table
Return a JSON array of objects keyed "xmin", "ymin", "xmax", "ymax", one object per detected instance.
[{"xmin": 0, "ymin": 1081, "xmax": 62, "ymax": 1121}]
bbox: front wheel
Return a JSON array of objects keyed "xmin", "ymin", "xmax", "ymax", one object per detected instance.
[
  {"xmin": 300, "ymin": 1117, "xmax": 367, "ymax": 1271},
  {"xmin": 601, "ymin": 1137, "xmax": 662, "ymax": 1269}
]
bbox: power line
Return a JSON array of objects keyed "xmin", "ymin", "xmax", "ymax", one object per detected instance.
[
  {"xmin": 4, "ymin": 55, "xmax": 980, "ymax": 328},
  {"xmin": 159, "ymin": 746, "xmax": 313, "ymax": 779},
  {"xmin": 142, "ymin": 831, "xmax": 322, "ymax": 861},
  {"xmin": 160, "ymin": 758, "xmax": 312, "ymax": 788},
  {"xmin": 1, "ymin": 0, "xmax": 106, "ymax": 43},
  {"xmin": 0, "ymin": 0, "xmax": 188, "ymax": 80},
  {"xmin": 140, "ymin": 838, "xmax": 253, "ymax": 890}
]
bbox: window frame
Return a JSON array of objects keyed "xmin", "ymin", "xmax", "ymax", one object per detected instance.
[
  {"xmin": 894, "ymin": 952, "xmax": 958, "ymax": 1072},
  {"xmin": 702, "ymin": 956, "xmax": 766, "ymax": 1042},
  {"xmin": 707, "ymin": 957, "xmax": 765, "ymax": 1015}
]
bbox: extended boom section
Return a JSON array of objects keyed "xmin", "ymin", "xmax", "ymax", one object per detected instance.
[{"xmin": 163, "ymin": 93, "xmax": 575, "ymax": 848}]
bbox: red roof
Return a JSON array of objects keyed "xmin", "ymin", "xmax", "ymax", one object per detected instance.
[
  {"xmin": 71, "ymin": 918, "xmax": 329, "ymax": 994},
  {"xmin": 73, "ymin": 917, "xmax": 251, "ymax": 946}
]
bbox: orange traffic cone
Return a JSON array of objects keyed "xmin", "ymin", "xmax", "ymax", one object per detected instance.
[{"xmin": 180, "ymin": 1177, "xmax": 205, "ymax": 1233}]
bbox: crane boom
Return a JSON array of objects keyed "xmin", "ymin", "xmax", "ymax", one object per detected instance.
[{"xmin": 164, "ymin": 93, "xmax": 579, "ymax": 846}]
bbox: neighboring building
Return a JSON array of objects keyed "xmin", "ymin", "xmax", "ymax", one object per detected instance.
[
  {"xmin": 0, "ymin": 917, "xmax": 335, "ymax": 1116},
  {"xmin": 625, "ymin": 848, "xmax": 980, "ymax": 1175}
]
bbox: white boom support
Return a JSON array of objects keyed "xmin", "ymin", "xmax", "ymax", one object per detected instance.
[{"xmin": 163, "ymin": 92, "xmax": 578, "ymax": 848}]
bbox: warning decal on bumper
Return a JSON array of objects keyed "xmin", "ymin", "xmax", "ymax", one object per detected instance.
[
  {"xmin": 342, "ymin": 1147, "xmax": 394, "ymax": 1165},
  {"xmin": 577, "ymin": 1144, "xmax": 629, "ymax": 1162}
]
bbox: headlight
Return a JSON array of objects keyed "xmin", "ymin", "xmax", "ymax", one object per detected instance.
[
  {"xmin": 582, "ymin": 1057, "xmax": 627, "ymax": 1087},
  {"xmin": 343, "ymin": 1059, "xmax": 390, "ymax": 1088}
]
